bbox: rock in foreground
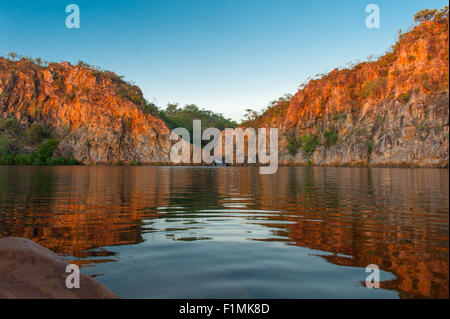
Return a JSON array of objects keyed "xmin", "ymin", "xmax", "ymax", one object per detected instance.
[{"xmin": 0, "ymin": 237, "xmax": 118, "ymax": 299}]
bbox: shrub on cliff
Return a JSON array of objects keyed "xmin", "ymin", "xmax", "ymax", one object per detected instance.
[
  {"xmin": 285, "ymin": 131, "xmax": 300, "ymax": 156},
  {"xmin": 27, "ymin": 123, "xmax": 50, "ymax": 144},
  {"xmin": 12, "ymin": 153, "xmax": 35, "ymax": 165},
  {"xmin": 38, "ymin": 138, "xmax": 59, "ymax": 161},
  {"xmin": 45, "ymin": 157, "xmax": 78, "ymax": 165},
  {"xmin": 398, "ymin": 92, "xmax": 411, "ymax": 103},
  {"xmin": 357, "ymin": 77, "xmax": 387, "ymax": 99},
  {"xmin": 331, "ymin": 112, "xmax": 347, "ymax": 122},
  {"xmin": 0, "ymin": 118, "xmax": 21, "ymax": 137},
  {"xmin": 0, "ymin": 138, "xmax": 78, "ymax": 165},
  {"xmin": 0, "ymin": 153, "xmax": 15, "ymax": 165},
  {"xmin": 141, "ymin": 101, "xmax": 159, "ymax": 116},
  {"xmin": 129, "ymin": 95, "xmax": 160, "ymax": 117},
  {"xmin": 301, "ymin": 134, "xmax": 319, "ymax": 155},
  {"xmin": 0, "ymin": 134, "xmax": 11, "ymax": 154},
  {"xmin": 77, "ymin": 60, "xmax": 92, "ymax": 69},
  {"xmin": 323, "ymin": 131, "xmax": 338, "ymax": 147},
  {"xmin": 241, "ymin": 94, "xmax": 292, "ymax": 128},
  {"xmin": 366, "ymin": 141, "xmax": 374, "ymax": 155}
]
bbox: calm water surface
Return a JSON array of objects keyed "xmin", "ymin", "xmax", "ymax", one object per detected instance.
[{"xmin": 0, "ymin": 166, "xmax": 448, "ymax": 298}]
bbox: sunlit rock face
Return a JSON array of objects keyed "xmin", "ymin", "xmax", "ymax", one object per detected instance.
[
  {"xmin": 256, "ymin": 20, "xmax": 449, "ymax": 167},
  {"xmin": 1, "ymin": 19, "xmax": 448, "ymax": 167},
  {"xmin": 0, "ymin": 58, "xmax": 171, "ymax": 164}
]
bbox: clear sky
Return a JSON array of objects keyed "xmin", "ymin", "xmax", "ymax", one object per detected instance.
[{"xmin": 0, "ymin": 0, "xmax": 447, "ymax": 121}]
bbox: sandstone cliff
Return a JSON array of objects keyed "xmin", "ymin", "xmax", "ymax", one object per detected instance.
[
  {"xmin": 248, "ymin": 17, "xmax": 449, "ymax": 167},
  {"xmin": 1, "ymin": 12, "xmax": 448, "ymax": 167},
  {"xmin": 0, "ymin": 58, "xmax": 171, "ymax": 164}
]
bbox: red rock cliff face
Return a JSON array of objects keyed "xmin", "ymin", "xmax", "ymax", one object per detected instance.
[
  {"xmin": 255, "ymin": 19, "xmax": 449, "ymax": 167},
  {"xmin": 0, "ymin": 59, "xmax": 171, "ymax": 164}
]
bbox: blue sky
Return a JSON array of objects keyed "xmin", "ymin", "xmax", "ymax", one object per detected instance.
[{"xmin": 0, "ymin": 0, "xmax": 447, "ymax": 121}]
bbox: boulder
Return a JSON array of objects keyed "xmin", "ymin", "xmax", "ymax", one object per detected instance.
[{"xmin": 0, "ymin": 237, "xmax": 118, "ymax": 299}]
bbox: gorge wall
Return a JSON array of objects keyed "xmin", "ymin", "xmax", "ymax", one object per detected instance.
[
  {"xmin": 0, "ymin": 15, "xmax": 448, "ymax": 167},
  {"xmin": 0, "ymin": 58, "xmax": 171, "ymax": 164},
  {"xmin": 250, "ymin": 18, "xmax": 449, "ymax": 168}
]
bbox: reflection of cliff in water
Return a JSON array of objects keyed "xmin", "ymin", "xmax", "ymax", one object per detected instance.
[
  {"xmin": 0, "ymin": 167, "xmax": 225, "ymax": 256},
  {"xmin": 0, "ymin": 167, "xmax": 168, "ymax": 256},
  {"xmin": 220, "ymin": 167, "xmax": 448, "ymax": 299},
  {"xmin": 0, "ymin": 166, "xmax": 448, "ymax": 298}
]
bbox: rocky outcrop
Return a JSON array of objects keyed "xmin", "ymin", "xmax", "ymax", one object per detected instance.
[
  {"xmin": 0, "ymin": 58, "xmax": 171, "ymax": 164},
  {"xmin": 253, "ymin": 18, "xmax": 449, "ymax": 167},
  {"xmin": 0, "ymin": 237, "xmax": 118, "ymax": 298}
]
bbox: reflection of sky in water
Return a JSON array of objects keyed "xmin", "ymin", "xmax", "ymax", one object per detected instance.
[
  {"xmin": 0, "ymin": 166, "xmax": 448, "ymax": 298},
  {"xmin": 83, "ymin": 241, "xmax": 398, "ymax": 299}
]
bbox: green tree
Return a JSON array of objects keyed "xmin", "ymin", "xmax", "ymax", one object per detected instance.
[
  {"xmin": 6, "ymin": 52, "xmax": 18, "ymax": 60},
  {"xmin": 242, "ymin": 109, "xmax": 259, "ymax": 124},
  {"xmin": 323, "ymin": 131, "xmax": 338, "ymax": 147},
  {"xmin": 0, "ymin": 118, "xmax": 21, "ymax": 137},
  {"xmin": 0, "ymin": 135, "xmax": 11, "ymax": 154},
  {"xmin": 159, "ymin": 103, "xmax": 237, "ymax": 141},
  {"xmin": 27, "ymin": 123, "xmax": 49, "ymax": 144},
  {"xmin": 301, "ymin": 134, "xmax": 319, "ymax": 155},
  {"xmin": 38, "ymin": 139, "xmax": 59, "ymax": 161},
  {"xmin": 285, "ymin": 131, "xmax": 300, "ymax": 156}
]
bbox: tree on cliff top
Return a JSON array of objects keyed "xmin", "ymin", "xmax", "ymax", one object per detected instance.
[
  {"xmin": 159, "ymin": 103, "xmax": 237, "ymax": 140},
  {"xmin": 240, "ymin": 94, "xmax": 292, "ymax": 128},
  {"xmin": 414, "ymin": 6, "xmax": 448, "ymax": 23}
]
